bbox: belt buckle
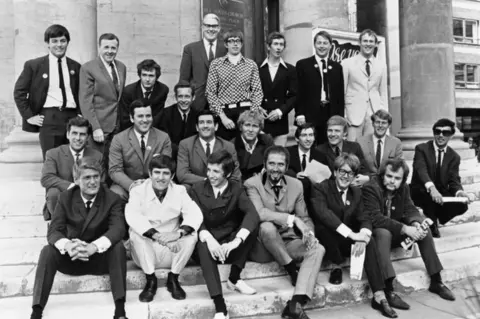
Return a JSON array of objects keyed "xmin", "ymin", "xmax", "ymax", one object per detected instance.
[
  {"xmin": 239, "ymin": 101, "xmax": 252, "ymax": 108},
  {"xmin": 227, "ymin": 103, "xmax": 237, "ymax": 109}
]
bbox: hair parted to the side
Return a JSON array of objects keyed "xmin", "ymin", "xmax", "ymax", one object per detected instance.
[
  {"xmin": 207, "ymin": 150, "xmax": 235, "ymax": 177},
  {"xmin": 263, "ymin": 145, "xmax": 290, "ymax": 168},
  {"xmin": 379, "ymin": 158, "xmax": 410, "ymax": 186},
  {"xmin": 73, "ymin": 156, "xmax": 102, "ymax": 180},
  {"xmin": 44, "ymin": 24, "xmax": 70, "ymax": 43},
  {"xmin": 149, "ymin": 154, "xmax": 176, "ymax": 175},
  {"xmin": 334, "ymin": 153, "xmax": 360, "ymax": 175},
  {"xmin": 137, "ymin": 59, "xmax": 161, "ymax": 79}
]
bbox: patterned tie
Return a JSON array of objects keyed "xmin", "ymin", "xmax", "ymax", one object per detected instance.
[
  {"xmin": 58, "ymin": 58, "xmax": 67, "ymax": 109},
  {"xmin": 86, "ymin": 200, "xmax": 92, "ymax": 213},
  {"xmin": 376, "ymin": 140, "xmax": 382, "ymax": 168},
  {"xmin": 206, "ymin": 142, "xmax": 211, "ymax": 157},
  {"xmin": 301, "ymin": 154, "xmax": 307, "ymax": 172},
  {"xmin": 366, "ymin": 60, "xmax": 371, "ymax": 77},
  {"xmin": 321, "ymin": 59, "xmax": 329, "ymax": 100},
  {"xmin": 208, "ymin": 41, "xmax": 214, "ymax": 63},
  {"xmin": 110, "ymin": 62, "xmax": 119, "ymax": 96},
  {"xmin": 141, "ymin": 134, "xmax": 146, "ymax": 156}
]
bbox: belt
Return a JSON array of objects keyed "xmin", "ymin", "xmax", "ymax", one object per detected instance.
[
  {"xmin": 223, "ymin": 101, "xmax": 252, "ymax": 109},
  {"xmin": 320, "ymin": 100, "xmax": 330, "ymax": 107}
]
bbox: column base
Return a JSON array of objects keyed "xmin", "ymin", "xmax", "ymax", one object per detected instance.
[{"xmin": 0, "ymin": 127, "xmax": 43, "ymax": 163}]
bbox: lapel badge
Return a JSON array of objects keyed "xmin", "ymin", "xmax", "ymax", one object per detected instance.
[
  {"xmin": 323, "ymin": 69, "xmax": 328, "ymax": 73},
  {"xmin": 314, "ymin": 64, "xmax": 318, "ymax": 68},
  {"xmin": 42, "ymin": 73, "xmax": 48, "ymax": 79},
  {"xmin": 345, "ymin": 200, "xmax": 350, "ymax": 206},
  {"xmin": 146, "ymin": 146, "xmax": 152, "ymax": 151},
  {"xmin": 392, "ymin": 206, "xmax": 395, "ymax": 210},
  {"xmin": 70, "ymin": 70, "xmax": 75, "ymax": 75},
  {"xmin": 328, "ymin": 65, "xmax": 332, "ymax": 70}
]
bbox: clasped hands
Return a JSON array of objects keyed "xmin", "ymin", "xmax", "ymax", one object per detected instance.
[
  {"xmin": 206, "ymin": 237, "xmax": 242, "ymax": 263},
  {"xmin": 349, "ymin": 230, "xmax": 371, "ymax": 257},
  {"xmin": 292, "ymin": 217, "xmax": 319, "ymax": 251},
  {"xmin": 430, "ymin": 187, "xmax": 475, "ymax": 205},
  {"xmin": 152, "ymin": 232, "xmax": 182, "ymax": 253},
  {"xmin": 65, "ymin": 239, "xmax": 98, "ymax": 261},
  {"xmin": 404, "ymin": 222, "xmax": 428, "ymax": 241}
]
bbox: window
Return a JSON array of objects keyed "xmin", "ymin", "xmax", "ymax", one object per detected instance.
[
  {"xmin": 453, "ymin": 18, "xmax": 478, "ymax": 44},
  {"xmin": 455, "ymin": 63, "xmax": 480, "ymax": 89}
]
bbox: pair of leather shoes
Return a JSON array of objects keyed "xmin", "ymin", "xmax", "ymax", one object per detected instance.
[
  {"xmin": 431, "ymin": 223, "xmax": 441, "ymax": 238},
  {"xmin": 289, "ymin": 270, "xmax": 298, "ymax": 286},
  {"xmin": 385, "ymin": 290, "xmax": 410, "ymax": 310},
  {"xmin": 113, "ymin": 316, "xmax": 128, "ymax": 319},
  {"xmin": 167, "ymin": 272, "xmax": 186, "ymax": 300},
  {"xmin": 429, "ymin": 281, "xmax": 455, "ymax": 301},
  {"xmin": 281, "ymin": 300, "xmax": 310, "ymax": 319},
  {"xmin": 139, "ymin": 276, "xmax": 157, "ymax": 302},
  {"xmin": 329, "ymin": 268, "xmax": 342, "ymax": 285},
  {"xmin": 371, "ymin": 299, "xmax": 398, "ymax": 318}
]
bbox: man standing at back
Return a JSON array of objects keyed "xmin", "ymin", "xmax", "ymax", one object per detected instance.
[{"xmin": 179, "ymin": 14, "xmax": 226, "ymax": 112}]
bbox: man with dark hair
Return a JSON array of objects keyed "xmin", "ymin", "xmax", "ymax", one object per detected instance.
[
  {"xmin": 411, "ymin": 118, "xmax": 474, "ymax": 237},
  {"xmin": 245, "ymin": 145, "xmax": 324, "ymax": 319},
  {"xmin": 126, "ymin": 155, "xmax": 203, "ymax": 302},
  {"xmin": 189, "ymin": 150, "xmax": 260, "ymax": 319},
  {"xmin": 109, "ymin": 100, "xmax": 172, "ymax": 202},
  {"xmin": 206, "ymin": 29, "xmax": 263, "ymax": 140},
  {"xmin": 40, "ymin": 116, "xmax": 103, "ymax": 220},
  {"xmin": 363, "ymin": 158, "xmax": 456, "ymax": 312},
  {"xmin": 357, "ymin": 109, "xmax": 403, "ymax": 175},
  {"xmin": 119, "ymin": 59, "xmax": 169, "ymax": 131},
  {"xmin": 30, "ymin": 157, "xmax": 127, "ymax": 319},
  {"xmin": 259, "ymin": 32, "xmax": 297, "ymax": 146},
  {"xmin": 14, "ymin": 24, "xmax": 81, "ymax": 159},
  {"xmin": 295, "ymin": 30, "xmax": 344, "ymax": 144},
  {"xmin": 310, "ymin": 153, "xmax": 396, "ymax": 318},
  {"xmin": 179, "ymin": 13, "xmax": 227, "ymax": 112},
  {"xmin": 176, "ymin": 110, "xmax": 241, "ymax": 186}
]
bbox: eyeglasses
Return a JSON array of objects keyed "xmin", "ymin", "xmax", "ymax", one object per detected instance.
[
  {"xmin": 433, "ymin": 129, "xmax": 453, "ymax": 137},
  {"xmin": 203, "ymin": 24, "xmax": 219, "ymax": 29},
  {"xmin": 373, "ymin": 120, "xmax": 389, "ymax": 126},
  {"xmin": 337, "ymin": 169, "xmax": 355, "ymax": 178},
  {"xmin": 227, "ymin": 39, "xmax": 242, "ymax": 44}
]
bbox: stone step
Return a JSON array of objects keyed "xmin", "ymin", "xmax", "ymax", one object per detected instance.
[{"xmin": 1, "ymin": 246, "xmax": 479, "ymax": 319}]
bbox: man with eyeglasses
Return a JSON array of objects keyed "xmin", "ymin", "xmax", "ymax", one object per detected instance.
[
  {"xmin": 357, "ymin": 110, "xmax": 403, "ymax": 175},
  {"xmin": 410, "ymin": 118, "xmax": 474, "ymax": 238},
  {"xmin": 179, "ymin": 14, "xmax": 226, "ymax": 112},
  {"xmin": 205, "ymin": 29, "xmax": 263, "ymax": 141}
]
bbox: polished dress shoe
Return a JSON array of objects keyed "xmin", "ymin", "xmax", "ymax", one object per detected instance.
[
  {"xmin": 431, "ymin": 223, "xmax": 441, "ymax": 238},
  {"xmin": 139, "ymin": 276, "xmax": 157, "ymax": 302},
  {"xmin": 371, "ymin": 299, "xmax": 398, "ymax": 318},
  {"xmin": 281, "ymin": 300, "xmax": 310, "ymax": 319},
  {"xmin": 429, "ymin": 281, "xmax": 455, "ymax": 301},
  {"xmin": 329, "ymin": 268, "xmax": 343, "ymax": 285},
  {"xmin": 289, "ymin": 270, "xmax": 298, "ymax": 286},
  {"xmin": 167, "ymin": 272, "xmax": 186, "ymax": 300},
  {"xmin": 385, "ymin": 291, "xmax": 410, "ymax": 310}
]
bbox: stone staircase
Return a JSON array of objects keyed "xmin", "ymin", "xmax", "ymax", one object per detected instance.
[{"xmin": 0, "ymin": 162, "xmax": 479, "ymax": 319}]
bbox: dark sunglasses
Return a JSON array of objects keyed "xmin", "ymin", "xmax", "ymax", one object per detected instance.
[{"xmin": 433, "ymin": 129, "xmax": 453, "ymax": 137}]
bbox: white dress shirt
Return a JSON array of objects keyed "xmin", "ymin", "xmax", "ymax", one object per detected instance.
[
  {"xmin": 44, "ymin": 54, "xmax": 76, "ymax": 108},
  {"xmin": 314, "ymin": 54, "xmax": 329, "ymax": 102},
  {"xmin": 199, "ymin": 137, "xmax": 216, "ymax": 154},
  {"xmin": 424, "ymin": 143, "xmax": 450, "ymax": 191},
  {"xmin": 212, "ymin": 181, "xmax": 229, "ymax": 198},
  {"xmin": 133, "ymin": 129, "xmax": 150, "ymax": 149},
  {"xmin": 100, "ymin": 55, "xmax": 120, "ymax": 82},
  {"xmin": 372, "ymin": 135, "xmax": 386, "ymax": 163},
  {"xmin": 298, "ymin": 148, "xmax": 311, "ymax": 171},
  {"xmin": 203, "ymin": 38, "xmax": 218, "ymax": 60},
  {"xmin": 334, "ymin": 186, "xmax": 372, "ymax": 238}
]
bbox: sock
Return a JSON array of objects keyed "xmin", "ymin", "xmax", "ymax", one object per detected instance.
[
  {"xmin": 228, "ymin": 265, "xmax": 242, "ymax": 284},
  {"xmin": 374, "ymin": 290, "xmax": 386, "ymax": 303},
  {"xmin": 114, "ymin": 298, "xmax": 126, "ymax": 318},
  {"xmin": 30, "ymin": 305, "xmax": 43, "ymax": 319},
  {"xmin": 431, "ymin": 272, "xmax": 442, "ymax": 284},
  {"xmin": 146, "ymin": 272, "xmax": 156, "ymax": 281},
  {"xmin": 284, "ymin": 260, "xmax": 297, "ymax": 278},
  {"xmin": 212, "ymin": 294, "xmax": 227, "ymax": 315},
  {"xmin": 385, "ymin": 277, "xmax": 395, "ymax": 292},
  {"xmin": 291, "ymin": 294, "xmax": 307, "ymax": 308},
  {"xmin": 169, "ymin": 272, "xmax": 179, "ymax": 280}
]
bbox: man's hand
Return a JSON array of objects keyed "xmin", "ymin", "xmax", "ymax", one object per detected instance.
[
  {"xmin": 259, "ymin": 107, "xmax": 269, "ymax": 118},
  {"xmin": 93, "ymin": 128, "xmax": 105, "ymax": 143},
  {"xmin": 166, "ymin": 242, "xmax": 180, "ymax": 253},
  {"xmin": 352, "ymin": 242, "xmax": 366, "ymax": 258},
  {"xmin": 27, "ymin": 114, "xmax": 44, "ymax": 127},
  {"xmin": 403, "ymin": 225, "xmax": 427, "ymax": 241},
  {"xmin": 206, "ymin": 237, "xmax": 226, "ymax": 263},
  {"xmin": 429, "ymin": 186, "xmax": 443, "ymax": 205},
  {"xmin": 351, "ymin": 174, "xmax": 369, "ymax": 187},
  {"xmin": 129, "ymin": 179, "xmax": 145, "ymax": 192},
  {"xmin": 412, "ymin": 222, "xmax": 427, "ymax": 240},
  {"xmin": 349, "ymin": 231, "xmax": 370, "ymax": 244},
  {"xmin": 221, "ymin": 238, "xmax": 242, "ymax": 259},
  {"xmin": 293, "ymin": 217, "xmax": 309, "ymax": 235},
  {"xmin": 296, "ymin": 172, "xmax": 307, "ymax": 180},
  {"xmin": 267, "ymin": 109, "xmax": 281, "ymax": 121},
  {"xmin": 155, "ymin": 232, "xmax": 181, "ymax": 245},
  {"xmin": 456, "ymin": 190, "xmax": 476, "ymax": 204},
  {"xmin": 220, "ymin": 113, "xmax": 235, "ymax": 130},
  {"xmin": 302, "ymin": 231, "xmax": 318, "ymax": 250},
  {"xmin": 296, "ymin": 116, "xmax": 306, "ymax": 126}
]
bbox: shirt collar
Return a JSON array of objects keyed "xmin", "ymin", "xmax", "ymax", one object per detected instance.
[
  {"xmin": 49, "ymin": 53, "xmax": 66, "ymax": 63},
  {"xmin": 241, "ymin": 135, "xmax": 258, "ymax": 153},
  {"xmin": 100, "ymin": 55, "xmax": 115, "ymax": 69},
  {"xmin": 177, "ymin": 107, "xmax": 190, "ymax": 118},
  {"xmin": 336, "ymin": 185, "xmax": 348, "ymax": 195},
  {"xmin": 133, "ymin": 129, "xmax": 150, "ymax": 144},
  {"xmin": 314, "ymin": 54, "xmax": 329, "ymax": 65},
  {"xmin": 147, "ymin": 179, "xmax": 172, "ymax": 202},
  {"xmin": 221, "ymin": 54, "xmax": 245, "ymax": 64},
  {"xmin": 433, "ymin": 141, "xmax": 448, "ymax": 154},
  {"xmin": 260, "ymin": 57, "xmax": 287, "ymax": 68},
  {"xmin": 212, "ymin": 181, "xmax": 229, "ymax": 197},
  {"xmin": 70, "ymin": 147, "xmax": 85, "ymax": 159},
  {"xmin": 80, "ymin": 193, "xmax": 97, "ymax": 207},
  {"xmin": 298, "ymin": 147, "xmax": 311, "ymax": 159},
  {"xmin": 359, "ymin": 54, "xmax": 375, "ymax": 64},
  {"xmin": 330, "ymin": 141, "xmax": 343, "ymax": 152},
  {"xmin": 199, "ymin": 137, "xmax": 215, "ymax": 149},
  {"xmin": 141, "ymin": 83, "xmax": 154, "ymax": 94},
  {"xmin": 373, "ymin": 134, "xmax": 386, "ymax": 145},
  {"xmin": 203, "ymin": 38, "xmax": 217, "ymax": 46}
]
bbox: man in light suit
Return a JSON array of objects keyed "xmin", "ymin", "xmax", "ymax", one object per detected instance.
[
  {"xmin": 179, "ymin": 13, "xmax": 226, "ymax": 112},
  {"xmin": 30, "ymin": 157, "xmax": 127, "ymax": 319},
  {"xmin": 342, "ymin": 29, "xmax": 388, "ymax": 141},
  {"xmin": 245, "ymin": 146, "xmax": 325, "ymax": 319},
  {"xmin": 176, "ymin": 110, "xmax": 241, "ymax": 186},
  {"xmin": 126, "ymin": 155, "xmax": 203, "ymax": 302},
  {"xmin": 357, "ymin": 110, "xmax": 403, "ymax": 175},
  {"xmin": 41, "ymin": 116, "xmax": 103, "ymax": 220},
  {"xmin": 79, "ymin": 33, "xmax": 127, "ymax": 157},
  {"xmin": 14, "ymin": 24, "xmax": 81, "ymax": 159},
  {"xmin": 109, "ymin": 100, "xmax": 172, "ymax": 202}
]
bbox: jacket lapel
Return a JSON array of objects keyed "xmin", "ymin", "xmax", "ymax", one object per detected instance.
[
  {"xmin": 271, "ymin": 64, "xmax": 287, "ymax": 89},
  {"xmin": 80, "ymin": 188, "xmax": 102, "ymax": 236},
  {"xmin": 194, "ymin": 137, "xmax": 208, "ymax": 166},
  {"xmin": 210, "ymin": 182, "xmax": 233, "ymax": 210},
  {"xmin": 73, "ymin": 191, "xmax": 87, "ymax": 219},
  {"xmin": 200, "ymin": 41, "xmax": 210, "ymax": 68},
  {"xmin": 144, "ymin": 130, "xmax": 157, "ymax": 164},
  {"xmin": 115, "ymin": 60, "xmax": 125, "ymax": 98},
  {"xmin": 39, "ymin": 56, "xmax": 50, "ymax": 95},
  {"xmin": 61, "ymin": 145, "xmax": 75, "ymax": 179},
  {"xmin": 128, "ymin": 128, "xmax": 144, "ymax": 163},
  {"xmin": 66, "ymin": 58, "xmax": 78, "ymax": 93},
  {"xmin": 381, "ymin": 136, "xmax": 393, "ymax": 164},
  {"xmin": 97, "ymin": 57, "xmax": 117, "ymax": 97},
  {"xmin": 427, "ymin": 141, "xmax": 437, "ymax": 176}
]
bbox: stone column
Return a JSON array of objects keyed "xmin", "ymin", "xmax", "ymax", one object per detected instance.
[
  {"xmin": 0, "ymin": 0, "xmax": 97, "ymax": 163},
  {"xmin": 397, "ymin": 0, "xmax": 473, "ymax": 160}
]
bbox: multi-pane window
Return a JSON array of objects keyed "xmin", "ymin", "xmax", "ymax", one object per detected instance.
[
  {"xmin": 453, "ymin": 18, "xmax": 478, "ymax": 44},
  {"xmin": 455, "ymin": 63, "xmax": 480, "ymax": 89}
]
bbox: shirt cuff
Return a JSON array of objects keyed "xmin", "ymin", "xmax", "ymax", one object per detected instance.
[
  {"xmin": 236, "ymin": 228, "xmax": 250, "ymax": 241},
  {"xmin": 143, "ymin": 228, "xmax": 159, "ymax": 239},
  {"xmin": 68, "ymin": 183, "xmax": 75, "ymax": 190},
  {"xmin": 92, "ymin": 236, "xmax": 111, "ymax": 253},
  {"xmin": 199, "ymin": 230, "xmax": 214, "ymax": 242},
  {"xmin": 54, "ymin": 238, "xmax": 72, "ymax": 255},
  {"xmin": 455, "ymin": 190, "xmax": 464, "ymax": 197},
  {"xmin": 179, "ymin": 225, "xmax": 195, "ymax": 235},
  {"xmin": 276, "ymin": 109, "xmax": 283, "ymax": 118},
  {"xmin": 336, "ymin": 223, "xmax": 352, "ymax": 238},
  {"xmin": 425, "ymin": 182, "xmax": 434, "ymax": 191},
  {"xmin": 360, "ymin": 228, "xmax": 372, "ymax": 236},
  {"xmin": 287, "ymin": 214, "xmax": 295, "ymax": 228},
  {"xmin": 296, "ymin": 115, "xmax": 305, "ymax": 121}
]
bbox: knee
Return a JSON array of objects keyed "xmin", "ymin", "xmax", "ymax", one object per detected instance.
[
  {"xmin": 110, "ymin": 184, "xmax": 128, "ymax": 202},
  {"xmin": 38, "ymin": 244, "xmax": 60, "ymax": 263},
  {"xmin": 108, "ymin": 241, "xmax": 126, "ymax": 257},
  {"xmin": 373, "ymin": 228, "xmax": 392, "ymax": 241},
  {"xmin": 259, "ymin": 222, "xmax": 278, "ymax": 239},
  {"xmin": 46, "ymin": 188, "xmax": 61, "ymax": 200},
  {"xmin": 182, "ymin": 233, "xmax": 198, "ymax": 248},
  {"xmin": 311, "ymin": 241, "xmax": 326, "ymax": 255}
]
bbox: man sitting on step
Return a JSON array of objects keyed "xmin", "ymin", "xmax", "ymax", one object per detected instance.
[
  {"xmin": 189, "ymin": 150, "xmax": 260, "ymax": 319},
  {"xmin": 125, "ymin": 155, "xmax": 203, "ymax": 302},
  {"xmin": 363, "ymin": 158, "xmax": 456, "ymax": 312},
  {"xmin": 31, "ymin": 157, "xmax": 128, "ymax": 319}
]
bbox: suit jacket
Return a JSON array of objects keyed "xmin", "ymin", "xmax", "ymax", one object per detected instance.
[
  {"xmin": 14, "ymin": 55, "xmax": 81, "ymax": 132},
  {"xmin": 189, "ymin": 180, "xmax": 259, "ymax": 243},
  {"xmin": 357, "ymin": 134, "xmax": 403, "ymax": 175},
  {"xmin": 244, "ymin": 173, "xmax": 314, "ymax": 240},
  {"xmin": 179, "ymin": 40, "xmax": 227, "ymax": 111},
  {"xmin": 41, "ymin": 145, "xmax": 103, "ymax": 192},
  {"xmin": 109, "ymin": 127, "xmax": 172, "ymax": 191},
  {"xmin": 362, "ymin": 176, "xmax": 424, "ymax": 238},
  {"xmin": 259, "ymin": 61, "xmax": 297, "ymax": 136},
  {"xmin": 317, "ymin": 141, "xmax": 368, "ymax": 175},
  {"xmin": 176, "ymin": 135, "xmax": 241, "ymax": 185},
  {"xmin": 310, "ymin": 179, "xmax": 370, "ymax": 232},
  {"xmin": 79, "ymin": 57, "xmax": 127, "ymax": 134},
  {"xmin": 125, "ymin": 179, "xmax": 203, "ymax": 236},
  {"xmin": 48, "ymin": 185, "xmax": 125, "ymax": 246},
  {"xmin": 119, "ymin": 80, "xmax": 169, "ymax": 131},
  {"xmin": 233, "ymin": 133, "xmax": 274, "ymax": 181},
  {"xmin": 342, "ymin": 55, "xmax": 388, "ymax": 126},
  {"xmin": 154, "ymin": 104, "xmax": 199, "ymax": 146}
]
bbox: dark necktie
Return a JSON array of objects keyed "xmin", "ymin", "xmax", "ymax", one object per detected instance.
[
  {"xmin": 216, "ymin": 190, "xmax": 221, "ymax": 199},
  {"xmin": 58, "ymin": 58, "xmax": 67, "ymax": 109},
  {"xmin": 110, "ymin": 62, "xmax": 119, "ymax": 96},
  {"xmin": 366, "ymin": 60, "xmax": 371, "ymax": 77},
  {"xmin": 435, "ymin": 149, "xmax": 443, "ymax": 182},
  {"xmin": 208, "ymin": 41, "xmax": 214, "ymax": 63},
  {"xmin": 272, "ymin": 185, "xmax": 282, "ymax": 198},
  {"xmin": 181, "ymin": 112, "xmax": 187, "ymax": 138},
  {"xmin": 86, "ymin": 200, "xmax": 92, "ymax": 213},
  {"xmin": 339, "ymin": 190, "xmax": 345, "ymax": 205},
  {"xmin": 141, "ymin": 134, "xmax": 146, "ymax": 156},
  {"xmin": 376, "ymin": 140, "xmax": 382, "ymax": 168},
  {"xmin": 75, "ymin": 152, "xmax": 80, "ymax": 163},
  {"xmin": 334, "ymin": 146, "xmax": 340, "ymax": 157},
  {"xmin": 154, "ymin": 189, "xmax": 167, "ymax": 202},
  {"xmin": 206, "ymin": 142, "xmax": 211, "ymax": 157},
  {"xmin": 321, "ymin": 59, "xmax": 329, "ymax": 100},
  {"xmin": 144, "ymin": 90, "xmax": 152, "ymax": 99},
  {"xmin": 301, "ymin": 154, "xmax": 307, "ymax": 171}
]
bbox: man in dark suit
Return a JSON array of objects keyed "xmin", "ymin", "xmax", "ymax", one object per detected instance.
[
  {"xmin": 30, "ymin": 157, "xmax": 127, "ymax": 319},
  {"xmin": 258, "ymin": 32, "xmax": 297, "ymax": 146},
  {"xmin": 179, "ymin": 13, "xmax": 226, "ymax": 112},
  {"xmin": 295, "ymin": 30, "xmax": 344, "ymax": 145},
  {"xmin": 189, "ymin": 150, "xmax": 260, "ymax": 319},
  {"xmin": 317, "ymin": 116, "xmax": 369, "ymax": 186},
  {"xmin": 154, "ymin": 82, "xmax": 199, "ymax": 159},
  {"xmin": 14, "ymin": 24, "xmax": 81, "ymax": 159},
  {"xmin": 233, "ymin": 109, "xmax": 274, "ymax": 181},
  {"xmin": 176, "ymin": 110, "xmax": 241, "ymax": 186},
  {"xmin": 41, "ymin": 116, "xmax": 103, "ymax": 220},
  {"xmin": 310, "ymin": 153, "xmax": 396, "ymax": 318},
  {"xmin": 119, "ymin": 59, "xmax": 169, "ymax": 131},
  {"xmin": 411, "ymin": 118, "xmax": 474, "ymax": 237},
  {"xmin": 109, "ymin": 100, "xmax": 172, "ymax": 202},
  {"xmin": 363, "ymin": 158, "xmax": 456, "ymax": 312}
]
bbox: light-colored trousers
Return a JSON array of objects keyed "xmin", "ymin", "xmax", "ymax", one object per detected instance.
[{"xmin": 347, "ymin": 112, "xmax": 374, "ymax": 142}]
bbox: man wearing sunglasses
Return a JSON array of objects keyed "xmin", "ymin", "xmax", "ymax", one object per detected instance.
[{"xmin": 410, "ymin": 118, "xmax": 474, "ymax": 238}]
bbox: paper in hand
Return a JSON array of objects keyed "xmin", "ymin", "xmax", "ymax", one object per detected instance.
[
  {"xmin": 350, "ymin": 242, "xmax": 366, "ymax": 280},
  {"xmin": 442, "ymin": 197, "xmax": 468, "ymax": 203},
  {"xmin": 303, "ymin": 159, "xmax": 331, "ymax": 184}
]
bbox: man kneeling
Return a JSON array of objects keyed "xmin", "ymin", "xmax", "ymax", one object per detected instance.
[
  {"xmin": 31, "ymin": 157, "xmax": 127, "ymax": 319},
  {"xmin": 125, "ymin": 155, "xmax": 203, "ymax": 302}
]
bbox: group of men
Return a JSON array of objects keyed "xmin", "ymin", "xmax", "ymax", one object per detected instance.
[{"xmin": 14, "ymin": 14, "xmax": 475, "ymax": 319}]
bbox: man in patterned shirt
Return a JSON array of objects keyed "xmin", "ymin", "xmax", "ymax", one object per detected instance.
[{"xmin": 206, "ymin": 29, "xmax": 263, "ymax": 141}]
